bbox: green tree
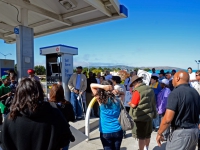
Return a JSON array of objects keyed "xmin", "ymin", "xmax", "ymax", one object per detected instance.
[
  {"xmin": 112, "ymin": 68, "xmax": 116, "ymax": 71},
  {"xmin": 82, "ymin": 67, "xmax": 88, "ymax": 73},
  {"xmin": 134, "ymin": 67, "xmax": 140, "ymax": 72},
  {"xmin": 92, "ymin": 69, "xmax": 102, "ymax": 75},
  {"xmin": 98, "ymin": 67, "xmax": 103, "ymax": 71},
  {"xmin": 144, "ymin": 68, "xmax": 151, "ymax": 72},
  {"xmin": 114, "ymin": 68, "xmax": 120, "ymax": 72},
  {"xmin": 104, "ymin": 67, "xmax": 111, "ymax": 71},
  {"xmin": 89, "ymin": 67, "xmax": 96, "ymax": 72},
  {"xmin": 34, "ymin": 65, "xmax": 46, "ymax": 75}
]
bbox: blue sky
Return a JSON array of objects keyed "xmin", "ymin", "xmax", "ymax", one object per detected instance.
[{"xmin": 0, "ymin": 0, "xmax": 200, "ymax": 70}]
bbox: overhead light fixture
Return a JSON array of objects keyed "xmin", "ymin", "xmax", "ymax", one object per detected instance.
[{"xmin": 59, "ymin": 0, "xmax": 77, "ymax": 10}]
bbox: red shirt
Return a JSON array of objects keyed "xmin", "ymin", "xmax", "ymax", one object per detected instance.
[{"xmin": 131, "ymin": 91, "xmax": 140, "ymax": 106}]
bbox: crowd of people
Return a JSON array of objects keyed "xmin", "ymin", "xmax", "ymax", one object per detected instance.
[
  {"xmin": 0, "ymin": 66, "xmax": 200, "ymax": 150},
  {"xmin": 0, "ymin": 69, "xmax": 75, "ymax": 150},
  {"xmin": 67, "ymin": 66, "xmax": 200, "ymax": 150}
]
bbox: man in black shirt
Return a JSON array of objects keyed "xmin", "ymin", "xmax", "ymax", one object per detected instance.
[
  {"xmin": 86, "ymin": 72, "xmax": 98, "ymax": 116},
  {"xmin": 156, "ymin": 71, "xmax": 200, "ymax": 150}
]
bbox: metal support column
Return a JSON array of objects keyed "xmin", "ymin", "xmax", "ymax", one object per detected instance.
[
  {"xmin": 16, "ymin": 8, "xmax": 34, "ymax": 80},
  {"xmin": 16, "ymin": 26, "xmax": 34, "ymax": 80}
]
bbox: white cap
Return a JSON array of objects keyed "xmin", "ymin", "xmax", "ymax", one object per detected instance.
[
  {"xmin": 152, "ymin": 73, "xmax": 159, "ymax": 78},
  {"xmin": 161, "ymin": 79, "xmax": 169, "ymax": 85}
]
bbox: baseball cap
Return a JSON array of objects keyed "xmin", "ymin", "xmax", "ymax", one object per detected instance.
[
  {"xmin": 76, "ymin": 66, "xmax": 83, "ymax": 69},
  {"xmin": 1, "ymin": 75, "xmax": 8, "ymax": 80},
  {"xmin": 172, "ymin": 69, "xmax": 176, "ymax": 73},
  {"xmin": 27, "ymin": 69, "xmax": 35, "ymax": 74},
  {"xmin": 161, "ymin": 79, "xmax": 169, "ymax": 85}
]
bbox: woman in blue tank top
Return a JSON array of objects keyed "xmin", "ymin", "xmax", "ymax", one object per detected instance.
[{"xmin": 90, "ymin": 81, "xmax": 123, "ymax": 150}]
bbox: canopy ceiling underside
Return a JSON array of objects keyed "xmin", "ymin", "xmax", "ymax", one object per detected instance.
[{"xmin": 0, "ymin": 0, "xmax": 127, "ymax": 43}]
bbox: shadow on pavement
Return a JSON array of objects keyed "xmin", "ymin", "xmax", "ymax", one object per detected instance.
[
  {"xmin": 153, "ymin": 143, "xmax": 166, "ymax": 150},
  {"xmin": 89, "ymin": 137, "xmax": 100, "ymax": 141}
]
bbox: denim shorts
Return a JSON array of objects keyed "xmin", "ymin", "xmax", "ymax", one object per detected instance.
[{"xmin": 100, "ymin": 130, "xmax": 123, "ymax": 150}]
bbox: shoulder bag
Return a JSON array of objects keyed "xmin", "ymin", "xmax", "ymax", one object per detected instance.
[{"xmin": 118, "ymin": 100, "xmax": 134, "ymax": 131}]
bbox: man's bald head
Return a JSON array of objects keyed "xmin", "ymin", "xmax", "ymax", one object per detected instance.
[{"xmin": 172, "ymin": 71, "xmax": 189, "ymax": 87}]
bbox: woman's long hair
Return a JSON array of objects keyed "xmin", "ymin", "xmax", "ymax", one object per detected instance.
[
  {"xmin": 9, "ymin": 78, "xmax": 44, "ymax": 120},
  {"xmin": 49, "ymin": 84, "xmax": 67, "ymax": 104},
  {"xmin": 95, "ymin": 80, "xmax": 115, "ymax": 104}
]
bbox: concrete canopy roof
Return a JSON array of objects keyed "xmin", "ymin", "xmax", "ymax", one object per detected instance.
[{"xmin": 0, "ymin": 0, "xmax": 128, "ymax": 43}]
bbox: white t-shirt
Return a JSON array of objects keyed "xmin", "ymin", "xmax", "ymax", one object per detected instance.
[
  {"xmin": 189, "ymin": 72, "xmax": 196, "ymax": 80},
  {"xmin": 189, "ymin": 72, "xmax": 197, "ymax": 87},
  {"xmin": 193, "ymin": 82, "xmax": 200, "ymax": 95}
]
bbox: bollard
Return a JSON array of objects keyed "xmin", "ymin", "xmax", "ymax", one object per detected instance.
[{"xmin": 85, "ymin": 97, "xmax": 97, "ymax": 141}]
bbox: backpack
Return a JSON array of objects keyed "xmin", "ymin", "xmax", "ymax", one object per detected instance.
[{"xmin": 125, "ymin": 78, "xmax": 131, "ymax": 91}]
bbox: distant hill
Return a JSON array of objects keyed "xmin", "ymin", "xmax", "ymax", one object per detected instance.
[
  {"xmin": 141, "ymin": 66, "xmax": 184, "ymax": 70},
  {"xmin": 82, "ymin": 65, "xmax": 184, "ymax": 71}
]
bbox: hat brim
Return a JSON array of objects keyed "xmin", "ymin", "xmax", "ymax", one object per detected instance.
[
  {"xmin": 129, "ymin": 77, "xmax": 143, "ymax": 87},
  {"xmin": 161, "ymin": 82, "xmax": 169, "ymax": 86},
  {"xmin": 1, "ymin": 75, "xmax": 8, "ymax": 80},
  {"xmin": 27, "ymin": 71, "xmax": 34, "ymax": 74}
]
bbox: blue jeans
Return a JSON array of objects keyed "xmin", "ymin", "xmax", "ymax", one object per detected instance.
[
  {"xmin": 153, "ymin": 114, "xmax": 162, "ymax": 129},
  {"xmin": 100, "ymin": 130, "xmax": 123, "ymax": 150},
  {"xmin": 157, "ymin": 114, "xmax": 162, "ymax": 127},
  {"xmin": 62, "ymin": 144, "xmax": 69, "ymax": 150},
  {"xmin": 70, "ymin": 92, "xmax": 83, "ymax": 118}
]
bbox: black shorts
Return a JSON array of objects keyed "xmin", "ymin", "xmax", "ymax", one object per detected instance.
[{"xmin": 132, "ymin": 120, "xmax": 152, "ymax": 139}]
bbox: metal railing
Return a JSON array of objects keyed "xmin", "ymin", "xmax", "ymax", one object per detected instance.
[{"xmin": 85, "ymin": 97, "xmax": 97, "ymax": 141}]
